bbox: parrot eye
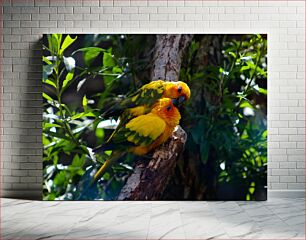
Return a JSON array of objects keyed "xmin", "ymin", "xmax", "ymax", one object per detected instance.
[
  {"xmin": 166, "ymin": 105, "xmax": 172, "ymax": 111},
  {"xmin": 178, "ymin": 86, "xmax": 182, "ymax": 94}
]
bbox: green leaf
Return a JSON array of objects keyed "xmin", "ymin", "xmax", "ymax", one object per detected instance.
[
  {"xmin": 112, "ymin": 66, "xmax": 123, "ymax": 73},
  {"xmin": 47, "ymin": 34, "xmax": 56, "ymax": 54},
  {"xmin": 70, "ymin": 112, "xmax": 96, "ymax": 120},
  {"xmin": 43, "ymin": 56, "xmax": 52, "ymax": 65},
  {"xmin": 71, "ymin": 154, "xmax": 85, "ymax": 168},
  {"xmin": 42, "ymin": 135, "xmax": 50, "ymax": 146},
  {"xmin": 68, "ymin": 154, "xmax": 85, "ymax": 176},
  {"xmin": 240, "ymin": 101, "xmax": 254, "ymax": 109},
  {"xmin": 105, "ymin": 150, "xmax": 112, "ymax": 156},
  {"xmin": 103, "ymin": 52, "xmax": 115, "ymax": 67},
  {"xmin": 44, "ymin": 79, "xmax": 57, "ymax": 88},
  {"xmin": 59, "ymin": 35, "xmax": 77, "ymax": 55},
  {"xmin": 82, "ymin": 95, "xmax": 88, "ymax": 111},
  {"xmin": 47, "ymin": 34, "xmax": 62, "ymax": 54},
  {"xmin": 240, "ymin": 65, "xmax": 250, "ymax": 72},
  {"xmin": 62, "ymin": 71, "xmax": 74, "ymax": 90},
  {"xmin": 249, "ymin": 187, "xmax": 255, "ymax": 194},
  {"xmin": 84, "ymin": 50, "xmax": 101, "ymax": 66},
  {"xmin": 229, "ymin": 52, "xmax": 236, "ymax": 58},
  {"xmin": 258, "ymin": 87, "xmax": 267, "ymax": 95},
  {"xmin": 53, "ymin": 171, "xmax": 67, "ymax": 186},
  {"xmin": 45, "ymin": 130, "xmax": 71, "ymax": 141},
  {"xmin": 72, "ymin": 47, "xmax": 106, "ymax": 56},
  {"xmin": 246, "ymin": 193, "xmax": 251, "ymax": 201},
  {"xmin": 95, "ymin": 128, "xmax": 104, "ymax": 139},
  {"xmin": 43, "ymin": 123, "xmax": 62, "ymax": 129},
  {"xmin": 57, "ymin": 34, "xmax": 62, "ymax": 50},
  {"xmin": 80, "ymin": 145, "xmax": 90, "ymax": 155},
  {"xmin": 42, "ymin": 92, "xmax": 53, "ymax": 101},
  {"xmin": 61, "ymin": 141, "xmax": 78, "ymax": 153}
]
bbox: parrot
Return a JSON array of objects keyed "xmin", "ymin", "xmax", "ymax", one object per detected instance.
[
  {"xmin": 92, "ymin": 97, "xmax": 182, "ymax": 183},
  {"xmin": 103, "ymin": 80, "xmax": 190, "ymax": 142},
  {"xmin": 102, "ymin": 80, "xmax": 190, "ymax": 118},
  {"xmin": 126, "ymin": 80, "xmax": 191, "ymax": 110}
]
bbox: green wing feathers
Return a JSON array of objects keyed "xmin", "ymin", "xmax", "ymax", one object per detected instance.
[
  {"xmin": 128, "ymin": 80, "xmax": 165, "ymax": 106},
  {"xmin": 101, "ymin": 81, "xmax": 165, "ymax": 122}
]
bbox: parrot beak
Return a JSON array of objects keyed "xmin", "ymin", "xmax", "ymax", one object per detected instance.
[
  {"xmin": 172, "ymin": 95, "xmax": 186, "ymax": 107},
  {"xmin": 171, "ymin": 98, "xmax": 179, "ymax": 107},
  {"xmin": 178, "ymin": 95, "xmax": 186, "ymax": 104}
]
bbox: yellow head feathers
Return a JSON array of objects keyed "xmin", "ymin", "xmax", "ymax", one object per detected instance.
[{"xmin": 162, "ymin": 81, "xmax": 191, "ymax": 103}]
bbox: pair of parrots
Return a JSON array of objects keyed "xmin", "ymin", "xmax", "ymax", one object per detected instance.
[{"xmin": 92, "ymin": 80, "xmax": 191, "ymax": 182}]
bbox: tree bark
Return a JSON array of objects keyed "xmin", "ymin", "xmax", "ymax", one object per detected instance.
[
  {"xmin": 151, "ymin": 34, "xmax": 193, "ymax": 82},
  {"xmin": 118, "ymin": 34, "xmax": 193, "ymax": 200},
  {"xmin": 118, "ymin": 126, "xmax": 187, "ymax": 200}
]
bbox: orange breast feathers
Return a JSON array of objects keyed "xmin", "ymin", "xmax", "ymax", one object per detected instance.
[{"xmin": 124, "ymin": 98, "xmax": 181, "ymax": 155}]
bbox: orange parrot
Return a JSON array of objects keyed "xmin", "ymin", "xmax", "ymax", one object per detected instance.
[
  {"xmin": 103, "ymin": 80, "xmax": 190, "ymax": 142},
  {"xmin": 92, "ymin": 98, "xmax": 181, "ymax": 182}
]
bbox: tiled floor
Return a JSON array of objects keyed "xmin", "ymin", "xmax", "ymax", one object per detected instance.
[{"xmin": 1, "ymin": 197, "xmax": 305, "ymax": 239}]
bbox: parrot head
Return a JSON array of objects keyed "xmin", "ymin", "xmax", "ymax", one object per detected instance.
[
  {"xmin": 151, "ymin": 98, "xmax": 181, "ymax": 127},
  {"xmin": 163, "ymin": 81, "xmax": 191, "ymax": 105}
]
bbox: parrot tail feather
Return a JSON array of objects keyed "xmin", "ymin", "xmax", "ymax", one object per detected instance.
[{"xmin": 91, "ymin": 151, "xmax": 125, "ymax": 185}]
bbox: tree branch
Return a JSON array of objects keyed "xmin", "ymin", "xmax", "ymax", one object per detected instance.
[
  {"xmin": 118, "ymin": 34, "xmax": 193, "ymax": 200},
  {"xmin": 118, "ymin": 126, "xmax": 187, "ymax": 200},
  {"xmin": 152, "ymin": 34, "xmax": 193, "ymax": 82}
]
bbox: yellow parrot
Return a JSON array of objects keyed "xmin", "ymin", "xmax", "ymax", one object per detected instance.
[
  {"xmin": 104, "ymin": 80, "xmax": 190, "ymax": 142},
  {"xmin": 103, "ymin": 80, "xmax": 190, "ymax": 117},
  {"xmin": 93, "ymin": 98, "xmax": 181, "ymax": 182}
]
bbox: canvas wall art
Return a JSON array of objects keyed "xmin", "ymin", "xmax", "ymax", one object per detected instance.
[{"xmin": 43, "ymin": 34, "xmax": 267, "ymax": 201}]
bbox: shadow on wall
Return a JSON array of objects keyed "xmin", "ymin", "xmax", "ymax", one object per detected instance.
[{"xmin": 3, "ymin": 38, "xmax": 43, "ymax": 200}]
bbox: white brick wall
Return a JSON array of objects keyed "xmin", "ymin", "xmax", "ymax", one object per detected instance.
[{"xmin": 0, "ymin": 0, "xmax": 305, "ymax": 198}]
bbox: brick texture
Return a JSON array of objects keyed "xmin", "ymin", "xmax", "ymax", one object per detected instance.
[{"xmin": 0, "ymin": 0, "xmax": 305, "ymax": 198}]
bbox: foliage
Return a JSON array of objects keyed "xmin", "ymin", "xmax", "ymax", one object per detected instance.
[
  {"xmin": 179, "ymin": 34, "xmax": 267, "ymax": 200},
  {"xmin": 43, "ymin": 34, "xmax": 267, "ymax": 200},
  {"xmin": 43, "ymin": 34, "xmax": 154, "ymax": 200}
]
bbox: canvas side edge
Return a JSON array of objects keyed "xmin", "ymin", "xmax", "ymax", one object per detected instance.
[
  {"xmin": 268, "ymin": 189, "xmax": 305, "ymax": 199},
  {"xmin": 1, "ymin": 190, "xmax": 304, "ymax": 200},
  {"xmin": 1, "ymin": 190, "xmax": 42, "ymax": 200}
]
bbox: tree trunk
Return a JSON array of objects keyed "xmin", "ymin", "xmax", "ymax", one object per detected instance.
[
  {"xmin": 151, "ymin": 34, "xmax": 193, "ymax": 82},
  {"xmin": 175, "ymin": 35, "xmax": 224, "ymax": 200},
  {"xmin": 118, "ymin": 34, "xmax": 193, "ymax": 200}
]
